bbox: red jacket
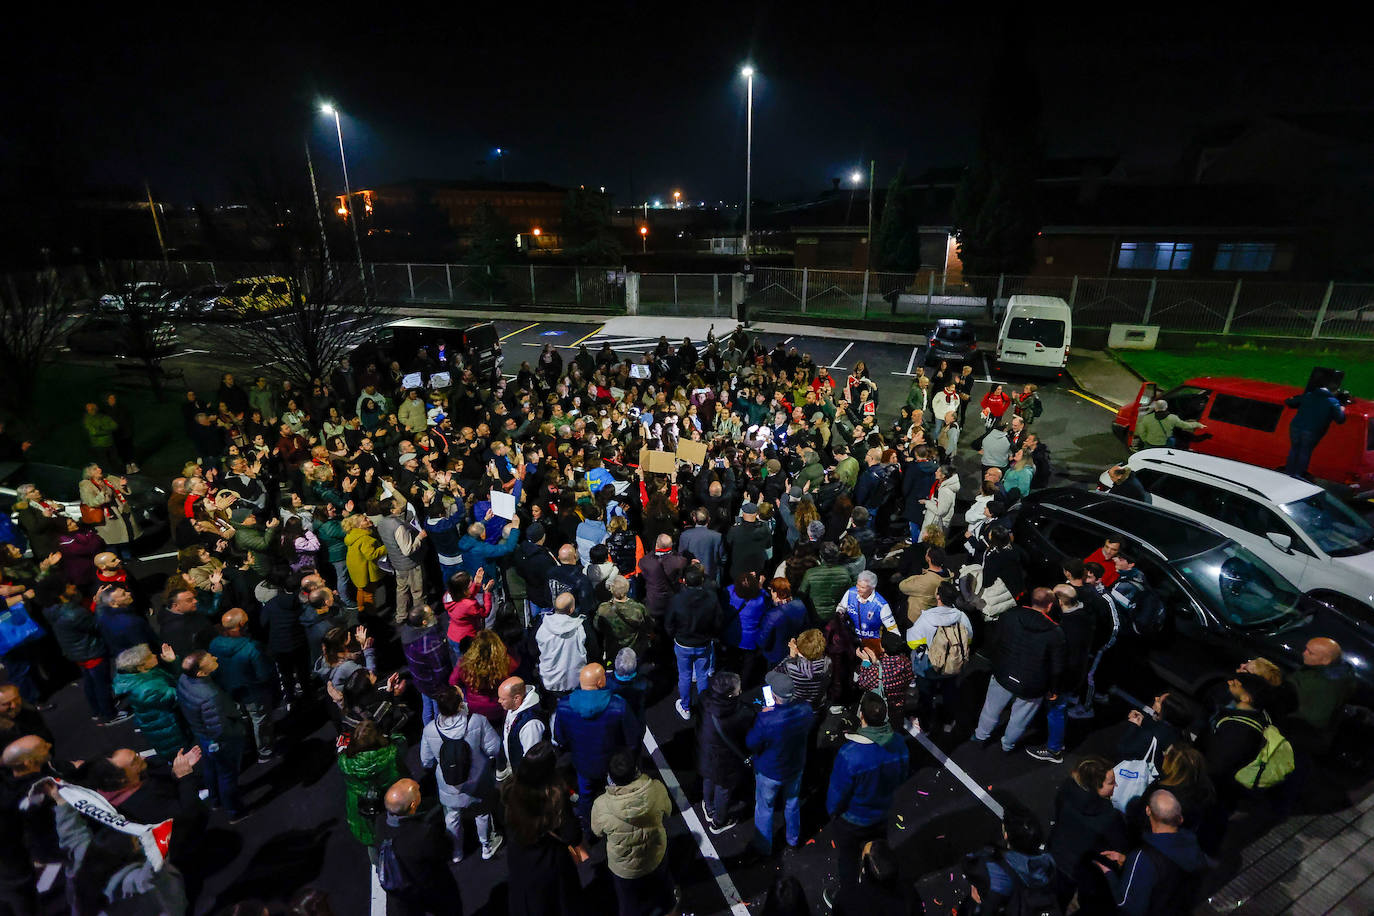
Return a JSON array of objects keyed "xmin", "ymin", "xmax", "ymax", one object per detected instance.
[{"xmin": 981, "ymin": 391, "xmax": 1011, "ymax": 419}]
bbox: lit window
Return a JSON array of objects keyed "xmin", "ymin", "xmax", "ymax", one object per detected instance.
[
  {"xmin": 1118, "ymin": 242, "xmax": 1192, "ymax": 270},
  {"xmin": 1213, "ymin": 242, "xmax": 1276, "ymax": 272}
]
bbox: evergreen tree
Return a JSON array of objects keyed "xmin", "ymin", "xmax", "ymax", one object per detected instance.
[
  {"xmin": 874, "ymin": 165, "xmax": 922, "ymax": 272},
  {"xmin": 560, "ymin": 187, "xmax": 622, "ymax": 264}
]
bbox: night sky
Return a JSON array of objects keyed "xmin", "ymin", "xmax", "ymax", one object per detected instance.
[{"xmin": 5, "ymin": 7, "xmax": 1372, "ymax": 206}]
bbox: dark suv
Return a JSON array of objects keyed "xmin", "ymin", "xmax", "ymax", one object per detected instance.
[
  {"xmin": 925, "ymin": 318, "xmax": 977, "ymax": 365},
  {"xmin": 1011, "ymin": 488, "xmax": 1373, "ymax": 702}
]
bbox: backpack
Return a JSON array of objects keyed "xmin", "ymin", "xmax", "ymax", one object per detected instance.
[
  {"xmin": 402, "ymin": 630, "xmax": 452, "ymax": 697},
  {"xmin": 927, "ymin": 622, "xmax": 971, "ymax": 676},
  {"xmin": 376, "ymin": 837, "xmax": 408, "ymax": 892},
  {"xmin": 439, "ymin": 729, "xmax": 474, "ymax": 789},
  {"xmin": 1002, "ymin": 856, "xmax": 1064, "ymax": 916},
  {"xmin": 1221, "ymin": 714, "xmax": 1296, "ymax": 789}
]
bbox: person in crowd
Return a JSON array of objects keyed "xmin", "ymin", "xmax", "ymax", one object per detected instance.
[
  {"xmin": 177, "ymin": 650, "xmax": 248, "ymax": 821},
  {"xmin": 209, "ymin": 608, "xmax": 276, "ymax": 762},
  {"xmin": 1045, "ymin": 755, "xmax": 1127, "ymax": 911},
  {"xmin": 1134, "ymin": 399, "xmax": 1205, "ymax": 449},
  {"xmin": 1026, "ymin": 583, "xmax": 1096, "ymax": 764},
  {"xmin": 500, "ymin": 740, "xmax": 584, "ymax": 916},
  {"xmin": 854, "ymin": 632, "xmax": 913, "ymax": 727},
  {"xmin": 495, "ymin": 677, "xmax": 547, "ymax": 780},
  {"xmin": 835, "ymin": 571, "xmax": 899, "ymax": 642},
  {"xmin": 698, "ymin": 670, "xmax": 755, "ymax": 833},
  {"xmin": 591, "ymin": 748, "xmax": 676, "ymax": 916},
  {"xmin": 798, "ymin": 542, "xmax": 854, "ymax": 624},
  {"xmin": 536, "ymin": 592, "xmax": 599, "ymax": 703},
  {"xmin": 972, "ymin": 587, "xmax": 1065, "ymax": 754},
  {"xmin": 1285, "ymin": 636, "xmax": 1356, "ymax": 753},
  {"xmin": 337, "ymin": 717, "xmax": 405, "ymax": 856},
  {"xmin": 772, "ymin": 627, "xmax": 833, "ymax": 712},
  {"xmin": 376, "ymin": 496, "xmax": 429, "ymax": 625},
  {"xmin": 111, "ymin": 644, "xmax": 189, "ymax": 760},
  {"xmin": 552, "ymin": 663, "xmax": 641, "ymax": 833},
  {"xmin": 41, "ymin": 580, "xmax": 129, "ymax": 726},
  {"xmin": 418, "ymin": 685, "xmax": 504, "ymax": 862},
  {"xmin": 450, "ymin": 629, "xmax": 516, "ymax": 728},
  {"xmin": 905, "ymin": 580, "xmax": 972, "ymax": 734},
  {"xmin": 665, "ymin": 563, "xmax": 722, "ymax": 719},
  {"xmin": 1098, "ymin": 790, "xmax": 1210, "ymax": 915},
  {"xmin": 374, "ymin": 778, "xmax": 462, "ymax": 915},
  {"xmin": 597, "ymin": 574, "xmax": 654, "ymax": 663},
  {"xmin": 964, "ymin": 803, "xmax": 1057, "ymax": 916},
  {"xmin": 745, "ymin": 670, "xmax": 815, "ymax": 857}
]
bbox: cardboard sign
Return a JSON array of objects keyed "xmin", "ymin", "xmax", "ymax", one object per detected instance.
[
  {"xmin": 638, "ymin": 448, "xmax": 676, "ymax": 474},
  {"xmin": 629, "ymin": 364, "xmax": 651, "ymax": 379},
  {"xmin": 675, "ymin": 439, "xmax": 708, "ymax": 466},
  {"xmin": 401, "ymin": 372, "xmax": 423, "ymax": 390},
  {"xmin": 429, "ymin": 371, "xmax": 451, "ymax": 389},
  {"xmin": 490, "ymin": 490, "xmax": 517, "ymax": 520}
]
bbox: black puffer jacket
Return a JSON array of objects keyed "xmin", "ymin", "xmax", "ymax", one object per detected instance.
[
  {"xmin": 665, "ymin": 586, "xmax": 721, "ymax": 649},
  {"xmin": 1047, "ymin": 777, "xmax": 1128, "ymax": 879},
  {"xmin": 177, "ymin": 674, "xmax": 246, "ymax": 742},
  {"xmin": 990, "ymin": 606, "xmax": 1065, "ymax": 699},
  {"xmin": 698, "ymin": 685, "xmax": 757, "ymax": 788}
]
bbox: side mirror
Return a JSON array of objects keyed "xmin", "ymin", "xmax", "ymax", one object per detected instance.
[{"xmin": 1265, "ymin": 531, "xmax": 1293, "ymax": 553}]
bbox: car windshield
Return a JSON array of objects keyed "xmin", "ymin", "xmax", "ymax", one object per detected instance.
[
  {"xmin": 935, "ymin": 325, "xmax": 972, "ymax": 342},
  {"xmin": 1175, "ymin": 544, "xmax": 1305, "ymax": 628},
  {"xmin": 1008, "ymin": 316, "xmax": 1065, "ymax": 347},
  {"xmin": 1280, "ymin": 491, "xmax": 1374, "ymax": 557}
]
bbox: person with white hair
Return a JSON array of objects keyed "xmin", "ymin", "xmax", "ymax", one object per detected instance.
[
  {"xmin": 1133, "ymin": 399, "xmax": 1205, "ymax": 449},
  {"xmin": 835, "ymin": 570, "xmax": 899, "ymax": 641}
]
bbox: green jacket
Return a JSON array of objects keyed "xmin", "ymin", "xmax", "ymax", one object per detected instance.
[
  {"xmin": 83, "ymin": 412, "xmax": 118, "ymax": 447},
  {"xmin": 833, "ymin": 456, "xmax": 860, "ymax": 489},
  {"xmin": 315, "ymin": 518, "xmax": 348, "ymax": 564},
  {"xmin": 233, "ymin": 523, "xmax": 277, "ymax": 575},
  {"xmin": 112, "ymin": 666, "xmax": 190, "ymax": 759},
  {"xmin": 337, "ymin": 740, "xmax": 405, "ymax": 845},
  {"xmin": 798, "ymin": 563, "xmax": 856, "ymax": 621},
  {"xmin": 1287, "ymin": 665, "xmax": 1355, "ymax": 731},
  {"xmin": 1134, "ymin": 411, "xmax": 1203, "ymax": 447},
  {"xmin": 796, "ymin": 457, "xmax": 825, "ymax": 492}
]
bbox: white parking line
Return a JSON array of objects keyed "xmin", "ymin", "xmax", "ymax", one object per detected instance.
[
  {"xmin": 911, "ymin": 731, "xmax": 1004, "ymax": 819},
  {"xmin": 370, "ymin": 861, "xmax": 386, "ymax": 915},
  {"xmin": 825, "ymin": 342, "xmax": 855, "ymax": 369},
  {"xmin": 135, "ymin": 551, "xmax": 179, "ymax": 562},
  {"xmin": 642, "ymin": 728, "xmax": 750, "ymax": 916}
]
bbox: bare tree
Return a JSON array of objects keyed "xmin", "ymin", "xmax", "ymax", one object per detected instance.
[
  {"xmin": 215, "ymin": 256, "xmax": 393, "ymax": 387},
  {"xmin": 0, "ymin": 269, "xmax": 83, "ymax": 414}
]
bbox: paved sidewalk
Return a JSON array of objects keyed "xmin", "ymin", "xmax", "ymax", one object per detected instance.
[{"xmin": 1067, "ymin": 349, "xmax": 1145, "ymax": 408}]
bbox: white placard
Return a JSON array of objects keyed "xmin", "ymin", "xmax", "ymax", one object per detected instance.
[
  {"xmin": 401, "ymin": 372, "xmax": 423, "ymax": 390},
  {"xmin": 429, "ymin": 371, "xmax": 451, "ymax": 388},
  {"xmin": 490, "ymin": 490, "xmax": 517, "ymax": 520}
]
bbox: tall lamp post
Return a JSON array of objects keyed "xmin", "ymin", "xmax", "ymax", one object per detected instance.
[
  {"xmin": 741, "ymin": 65, "xmax": 755, "ymax": 257},
  {"xmin": 321, "ymin": 103, "xmax": 368, "ymax": 302}
]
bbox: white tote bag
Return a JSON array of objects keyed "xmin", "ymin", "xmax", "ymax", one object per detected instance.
[{"xmin": 1111, "ymin": 736, "xmax": 1159, "ymax": 813}]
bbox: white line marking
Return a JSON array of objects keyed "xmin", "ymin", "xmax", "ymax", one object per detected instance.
[
  {"xmin": 980, "ymin": 352, "xmax": 993, "ymax": 383},
  {"xmin": 139, "ymin": 748, "xmax": 157, "ymax": 758},
  {"xmin": 911, "ymin": 731, "xmax": 1004, "ymax": 819},
  {"xmin": 825, "ymin": 341, "xmax": 855, "ymax": 369},
  {"xmin": 642, "ymin": 727, "xmax": 750, "ymax": 916},
  {"xmin": 904, "ymin": 346, "xmax": 919, "ymax": 376},
  {"xmin": 370, "ymin": 860, "xmax": 386, "ymax": 916},
  {"xmin": 783, "ymin": 336, "xmax": 794, "ymax": 344},
  {"xmin": 135, "ymin": 551, "xmax": 179, "ymax": 562}
]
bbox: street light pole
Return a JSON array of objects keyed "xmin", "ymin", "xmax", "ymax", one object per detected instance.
[
  {"xmin": 322, "ymin": 104, "xmax": 368, "ymax": 303},
  {"xmin": 742, "ymin": 65, "xmax": 754, "ymax": 257},
  {"xmin": 304, "ymin": 137, "xmax": 332, "ymax": 275},
  {"xmin": 866, "ymin": 159, "xmax": 875, "ymax": 270}
]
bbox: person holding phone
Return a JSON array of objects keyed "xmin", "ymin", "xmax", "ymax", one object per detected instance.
[{"xmin": 743, "ymin": 671, "xmax": 815, "ymax": 858}]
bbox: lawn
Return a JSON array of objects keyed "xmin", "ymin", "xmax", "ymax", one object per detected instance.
[
  {"xmin": 12, "ymin": 363, "xmax": 191, "ymax": 476},
  {"xmin": 1114, "ymin": 343, "xmax": 1374, "ymax": 400}
]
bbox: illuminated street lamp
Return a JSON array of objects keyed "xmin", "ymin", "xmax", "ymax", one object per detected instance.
[
  {"xmin": 320, "ymin": 102, "xmax": 367, "ymax": 301},
  {"xmin": 532, "ymin": 227, "xmax": 542, "ymax": 237},
  {"xmin": 639, "ymin": 225, "xmax": 648, "ymax": 253},
  {"xmin": 741, "ymin": 65, "xmax": 755, "ymax": 255},
  {"xmin": 850, "ymin": 171, "xmax": 863, "ymax": 186},
  {"xmin": 673, "ymin": 190, "xmax": 682, "ymax": 209}
]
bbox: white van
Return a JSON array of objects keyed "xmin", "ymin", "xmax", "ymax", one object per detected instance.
[{"xmin": 995, "ymin": 295, "xmax": 1072, "ymax": 377}]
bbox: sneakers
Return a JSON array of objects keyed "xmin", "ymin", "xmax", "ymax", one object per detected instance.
[
  {"xmin": 257, "ymin": 749, "xmax": 275, "ymax": 764},
  {"xmin": 481, "ymin": 834, "xmax": 504, "ymax": 860},
  {"xmin": 1067, "ymin": 704, "xmax": 1096, "ymax": 720},
  {"xmin": 707, "ymin": 816, "xmax": 737, "ymax": 835},
  {"xmin": 675, "ymin": 700, "xmax": 691, "ymax": 720},
  {"xmin": 1026, "ymin": 745, "xmax": 1064, "ymax": 764}
]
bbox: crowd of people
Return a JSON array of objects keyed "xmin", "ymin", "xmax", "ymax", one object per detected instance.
[{"xmin": 0, "ymin": 324, "xmax": 1364, "ymax": 916}]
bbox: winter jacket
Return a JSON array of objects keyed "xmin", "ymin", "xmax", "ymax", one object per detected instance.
[
  {"xmin": 547, "ymin": 562, "xmax": 597, "ymax": 616},
  {"xmin": 638, "ymin": 550, "xmax": 687, "ymax": 616},
  {"xmin": 55, "ymin": 802, "xmax": 188, "ymax": 916},
  {"xmin": 678, "ymin": 526, "xmax": 724, "ymax": 579},
  {"xmin": 854, "ymin": 463, "xmax": 896, "ymax": 512},
  {"xmin": 44, "ymin": 601, "xmax": 105, "ymax": 663},
  {"xmin": 990, "ymin": 606, "xmax": 1065, "ymax": 700},
  {"xmin": 921, "ymin": 472, "xmax": 960, "ymax": 533},
  {"xmin": 596, "ymin": 598, "xmax": 653, "ymax": 661},
  {"xmin": 1057, "ymin": 603, "xmax": 1096, "ymax": 691},
  {"xmin": 897, "ymin": 567, "xmax": 953, "ymax": 626},
  {"xmin": 902, "ymin": 458, "xmax": 939, "ymax": 524},
  {"xmin": 57, "ymin": 529, "xmax": 103, "ymax": 587},
  {"xmin": 960, "ymin": 560, "xmax": 1017, "ymax": 622},
  {"xmin": 575, "ymin": 518, "xmax": 608, "ymax": 568},
  {"xmin": 112, "ymin": 666, "xmax": 190, "ymax": 759},
  {"xmin": 377, "ymin": 516, "xmax": 425, "ymax": 574},
  {"xmin": 536, "ymin": 612, "xmax": 595, "ymax": 693},
  {"xmin": 344, "ymin": 527, "xmax": 388, "ymax": 586},
  {"xmin": 232, "ymin": 522, "xmax": 276, "ymax": 576},
  {"xmin": 982, "ymin": 849, "xmax": 1058, "ymax": 915},
  {"xmin": 156, "ymin": 595, "xmax": 220, "ymax": 661},
  {"xmin": 724, "ymin": 586, "xmax": 770, "ymax": 650},
  {"xmin": 772, "ymin": 655, "xmax": 833, "ymax": 711},
  {"xmin": 338, "ymin": 740, "xmax": 404, "ymax": 845},
  {"xmin": 698, "ymin": 685, "xmax": 756, "ymax": 788},
  {"xmin": 745, "ymin": 701, "xmax": 814, "ymax": 782},
  {"xmin": 207, "ymin": 634, "xmax": 275, "ymax": 703},
  {"xmin": 591, "ymin": 774, "xmax": 672, "ymax": 879},
  {"xmin": 420, "ymin": 711, "xmax": 501, "ymax": 809},
  {"xmin": 513, "ymin": 541, "xmax": 558, "ymax": 608},
  {"xmin": 459, "ymin": 529, "xmax": 519, "ymax": 580},
  {"xmin": 759, "ymin": 600, "xmax": 808, "ymax": 666},
  {"xmin": 726, "ymin": 520, "xmax": 773, "ymax": 580},
  {"xmin": 1103, "ymin": 829, "xmax": 1209, "ymax": 916},
  {"xmin": 552, "ymin": 688, "xmax": 640, "ymax": 781},
  {"xmin": 96, "ymin": 605, "xmax": 157, "ymax": 657},
  {"xmin": 827, "ymin": 725, "xmax": 909, "ymax": 826},
  {"xmin": 176, "ymin": 673, "xmax": 246, "ymax": 742},
  {"xmin": 665, "ymin": 585, "xmax": 721, "ymax": 649},
  {"xmin": 1047, "ymin": 777, "xmax": 1129, "ymax": 881},
  {"xmin": 1288, "ymin": 662, "xmax": 1356, "ymax": 732},
  {"xmin": 444, "ymin": 583, "xmax": 492, "ymax": 647},
  {"xmin": 498, "ymin": 686, "xmax": 548, "ymax": 774},
  {"xmin": 905, "ymin": 603, "xmax": 973, "ymax": 671},
  {"xmin": 798, "ymin": 563, "xmax": 854, "ymax": 622},
  {"xmin": 400, "ymin": 621, "xmax": 453, "ymax": 698},
  {"xmin": 261, "ymin": 592, "xmax": 307, "ymax": 653}
]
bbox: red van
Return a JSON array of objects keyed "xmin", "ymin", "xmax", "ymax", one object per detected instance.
[{"xmin": 1112, "ymin": 376, "xmax": 1374, "ymax": 498}]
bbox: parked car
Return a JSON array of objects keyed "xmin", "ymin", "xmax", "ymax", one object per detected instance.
[
  {"xmin": 994, "ymin": 295, "xmax": 1071, "ymax": 377},
  {"xmin": 924, "ymin": 318, "xmax": 977, "ymax": 365},
  {"xmin": 66, "ymin": 315, "xmax": 178, "ymax": 359},
  {"xmin": 0, "ymin": 461, "xmax": 168, "ymax": 548},
  {"xmin": 170, "ymin": 283, "xmax": 228, "ymax": 318},
  {"xmin": 96, "ymin": 282, "xmax": 168, "ymax": 314},
  {"xmin": 1112, "ymin": 375, "xmax": 1374, "ymax": 499},
  {"xmin": 353, "ymin": 318, "xmax": 505, "ymax": 385},
  {"xmin": 1099, "ymin": 449, "xmax": 1374, "ymax": 620},
  {"xmin": 212, "ymin": 276, "xmax": 293, "ymax": 317},
  {"xmin": 1011, "ymin": 487, "xmax": 1374, "ymax": 703}
]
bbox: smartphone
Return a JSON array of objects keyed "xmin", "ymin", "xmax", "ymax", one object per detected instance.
[{"xmin": 762, "ymin": 685, "xmax": 776, "ymax": 707}]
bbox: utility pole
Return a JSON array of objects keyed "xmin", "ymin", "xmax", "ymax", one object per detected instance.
[
  {"xmin": 304, "ymin": 138, "xmax": 333, "ymax": 276},
  {"xmin": 145, "ymin": 181, "xmax": 169, "ymax": 268},
  {"xmin": 866, "ymin": 159, "xmax": 876, "ymax": 270}
]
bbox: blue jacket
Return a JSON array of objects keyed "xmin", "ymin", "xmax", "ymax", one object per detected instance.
[
  {"xmin": 826, "ymin": 728, "xmax": 909, "ymax": 826},
  {"xmin": 97, "ymin": 606, "xmax": 158, "ymax": 657},
  {"xmin": 745, "ymin": 701, "xmax": 814, "ymax": 781},
  {"xmin": 208, "ymin": 634, "xmax": 275, "ymax": 702},
  {"xmin": 575, "ymin": 518, "xmax": 608, "ymax": 568},
  {"xmin": 553, "ymin": 688, "xmax": 641, "ymax": 780},
  {"xmin": 422, "ymin": 503, "xmax": 468, "ymax": 561},
  {"xmin": 177, "ymin": 673, "xmax": 246, "ymax": 743},
  {"xmin": 724, "ymin": 588, "xmax": 770, "ymax": 650},
  {"xmin": 458, "ymin": 529, "xmax": 519, "ymax": 579},
  {"xmin": 1286, "ymin": 388, "xmax": 1346, "ymax": 437}
]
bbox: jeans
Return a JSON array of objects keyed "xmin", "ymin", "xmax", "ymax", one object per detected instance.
[
  {"xmin": 420, "ymin": 693, "xmax": 439, "ymax": 726},
  {"xmin": 1285, "ymin": 429, "xmax": 1322, "ymax": 478},
  {"xmin": 908, "ymin": 521, "xmax": 923, "ymax": 543},
  {"xmin": 752, "ymin": 771, "xmax": 801, "ymax": 854},
  {"xmin": 1046, "ymin": 694, "xmax": 1068, "ymax": 753},
  {"xmin": 702, "ymin": 777, "xmax": 734, "ymax": 823},
  {"xmin": 199, "ymin": 736, "xmax": 245, "ymax": 815},
  {"xmin": 80, "ymin": 658, "xmax": 116, "ymax": 720},
  {"xmin": 673, "ymin": 642, "xmax": 714, "ymax": 708},
  {"xmin": 240, "ymin": 696, "xmax": 275, "ymax": 755},
  {"xmin": 575, "ymin": 772, "xmax": 604, "ymax": 834},
  {"xmin": 974, "ymin": 677, "xmax": 1043, "ymax": 751},
  {"xmin": 331, "ymin": 559, "xmax": 354, "ymax": 607}
]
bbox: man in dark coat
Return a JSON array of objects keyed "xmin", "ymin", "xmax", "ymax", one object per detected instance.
[
  {"xmin": 698, "ymin": 671, "xmax": 756, "ymax": 832},
  {"xmin": 638, "ymin": 533, "xmax": 687, "ymax": 621},
  {"xmin": 177, "ymin": 650, "xmax": 247, "ymax": 819},
  {"xmin": 972, "ymin": 587, "xmax": 1065, "ymax": 753},
  {"xmin": 375, "ymin": 778, "xmax": 462, "ymax": 915},
  {"xmin": 1284, "ymin": 386, "xmax": 1345, "ymax": 478}
]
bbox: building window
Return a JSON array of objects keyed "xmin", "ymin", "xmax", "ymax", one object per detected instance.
[
  {"xmin": 1213, "ymin": 242, "xmax": 1276, "ymax": 272},
  {"xmin": 1117, "ymin": 242, "xmax": 1192, "ymax": 271}
]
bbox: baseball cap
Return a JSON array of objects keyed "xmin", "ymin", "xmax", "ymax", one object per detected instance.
[
  {"xmin": 525, "ymin": 522, "xmax": 546, "ymax": 543},
  {"xmin": 741, "ymin": 501, "xmax": 759, "ymax": 516},
  {"xmin": 765, "ymin": 670, "xmax": 795, "ymax": 701}
]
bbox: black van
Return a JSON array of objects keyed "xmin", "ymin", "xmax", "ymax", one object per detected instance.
[{"xmin": 353, "ymin": 318, "xmax": 504, "ymax": 384}]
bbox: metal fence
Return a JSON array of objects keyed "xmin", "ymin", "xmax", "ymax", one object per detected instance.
[{"xmin": 636, "ymin": 272, "xmax": 734, "ymax": 318}]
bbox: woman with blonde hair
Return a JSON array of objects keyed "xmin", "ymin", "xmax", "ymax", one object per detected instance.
[
  {"xmin": 342, "ymin": 513, "xmax": 388, "ymax": 612},
  {"xmin": 449, "ymin": 629, "xmax": 517, "ymax": 728},
  {"xmin": 78, "ymin": 463, "xmax": 139, "ymax": 558}
]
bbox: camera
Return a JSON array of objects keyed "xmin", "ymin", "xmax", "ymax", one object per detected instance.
[{"xmin": 1335, "ymin": 388, "xmax": 1353, "ymax": 406}]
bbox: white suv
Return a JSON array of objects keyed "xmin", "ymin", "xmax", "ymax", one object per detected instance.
[{"xmin": 1100, "ymin": 448, "xmax": 1374, "ymax": 620}]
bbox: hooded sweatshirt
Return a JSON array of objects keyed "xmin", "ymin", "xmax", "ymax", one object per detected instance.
[
  {"xmin": 536, "ymin": 612, "xmax": 591, "ymax": 692},
  {"xmin": 590, "ymin": 774, "xmax": 672, "ymax": 879},
  {"xmin": 420, "ymin": 709, "xmax": 500, "ymax": 809},
  {"xmin": 1105, "ymin": 829, "xmax": 1209, "ymax": 916}
]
